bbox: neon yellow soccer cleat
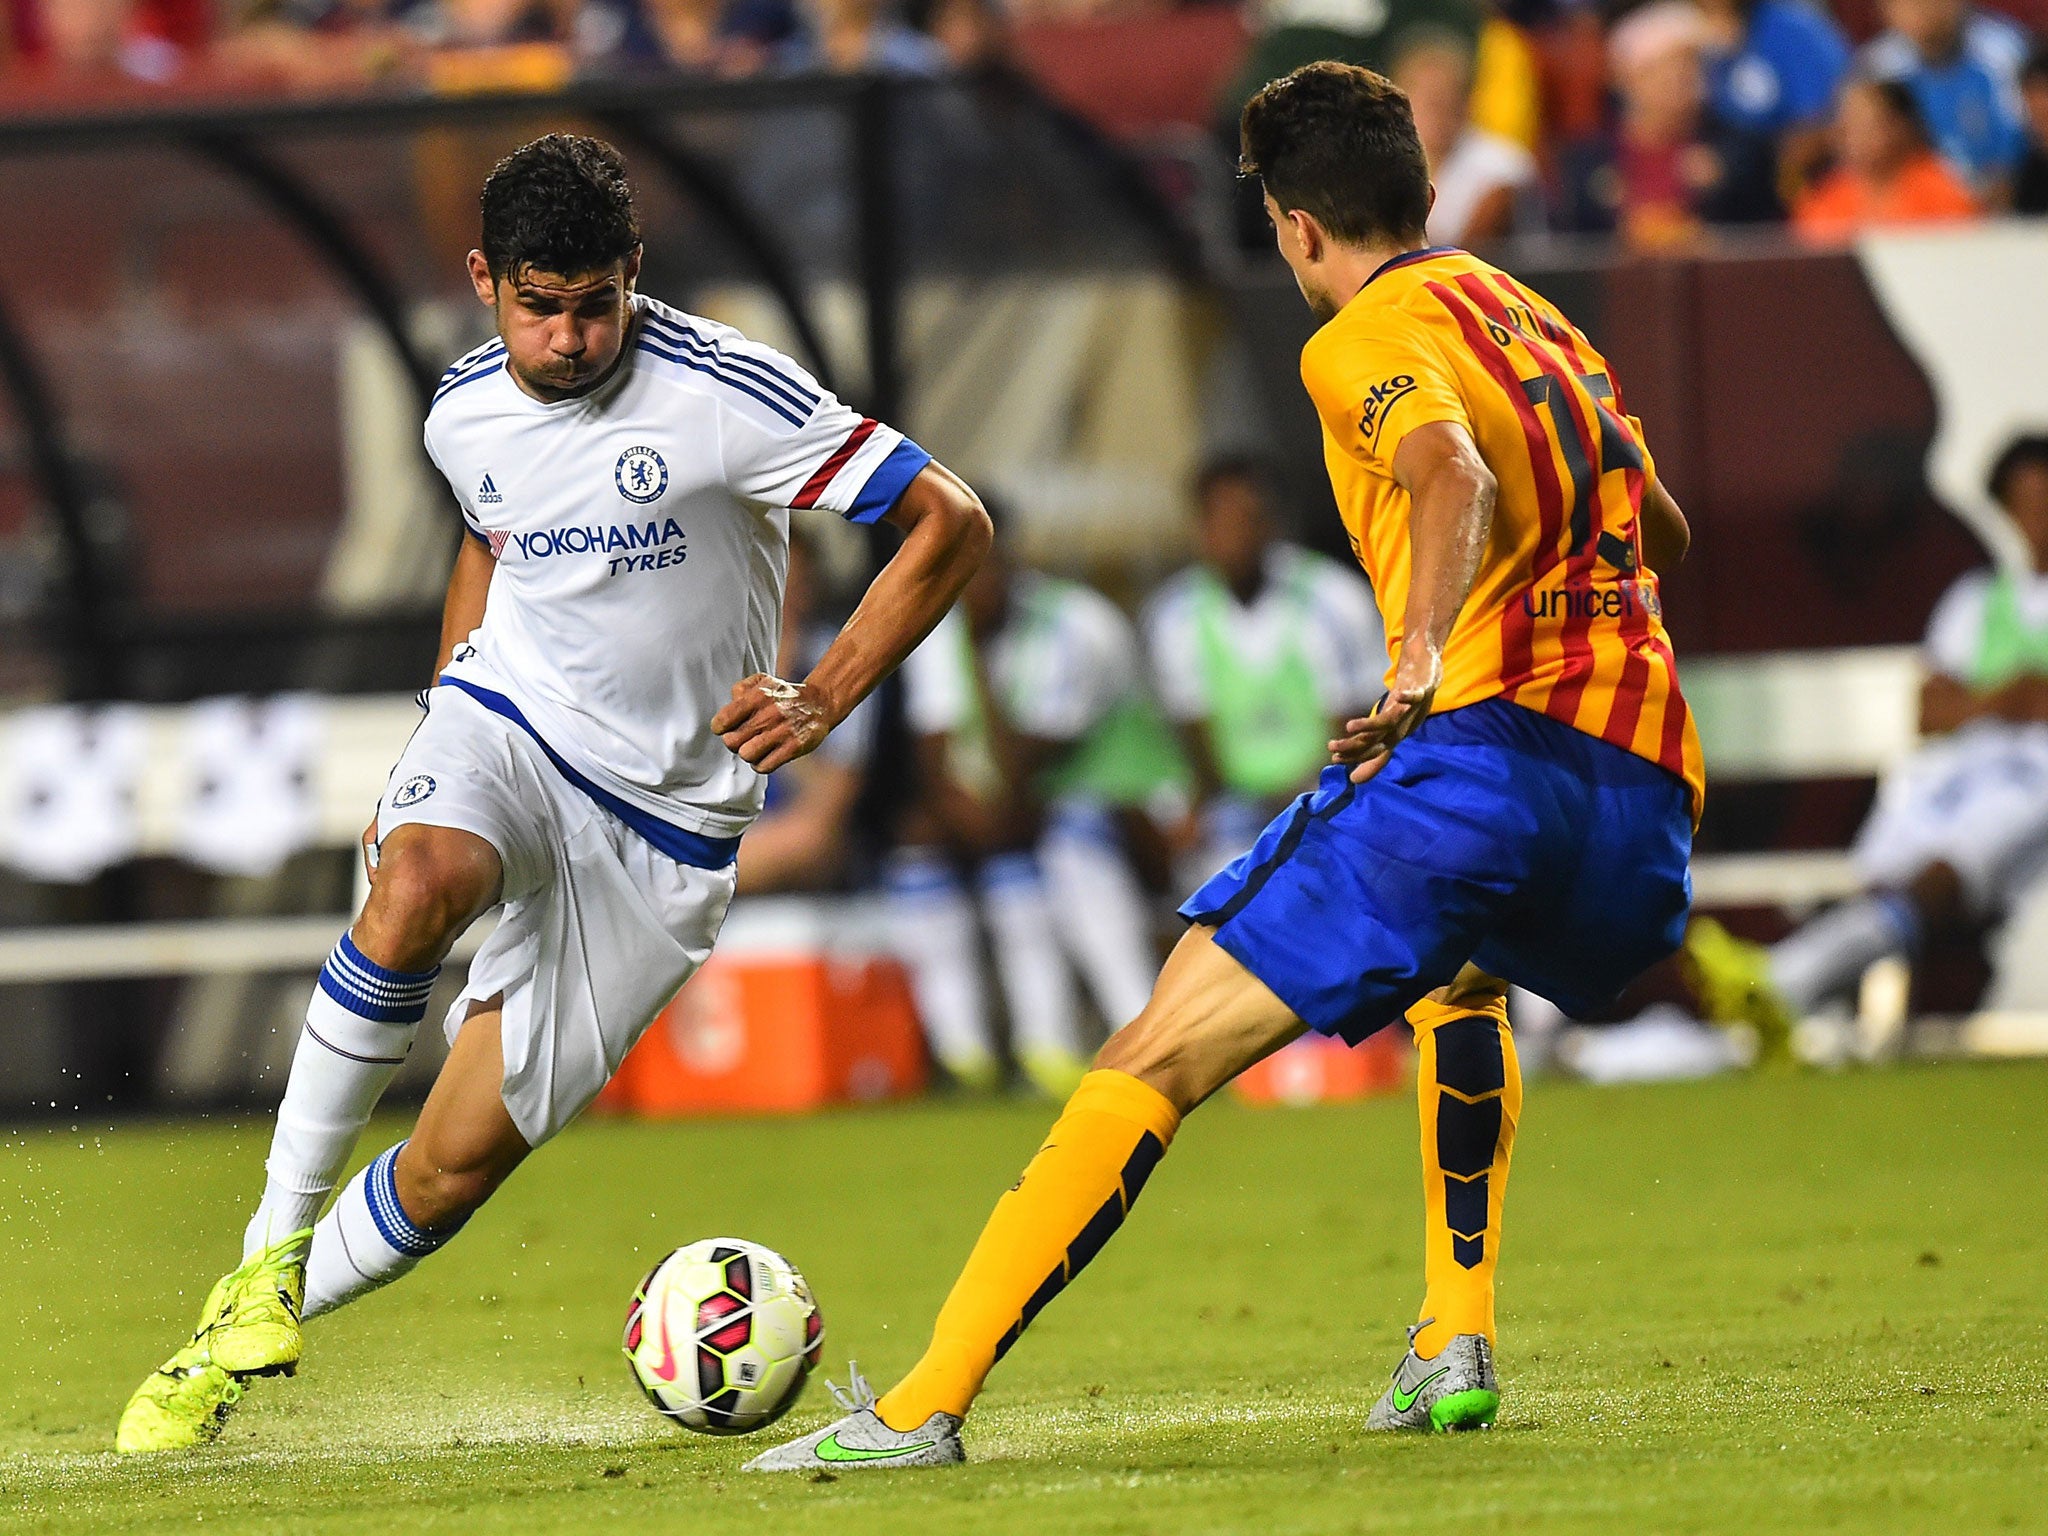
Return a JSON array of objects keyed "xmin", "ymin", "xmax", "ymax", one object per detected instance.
[
  {"xmin": 115, "ymin": 1339, "xmax": 245, "ymax": 1454},
  {"xmin": 197, "ymin": 1229, "xmax": 311, "ymax": 1377},
  {"xmin": 114, "ymin": 1229, "xmax": 310, "ymax": 1454},
  {"xmin": 1681, "ymin": 917, "xmax": 1795, "ymax": 1066}
]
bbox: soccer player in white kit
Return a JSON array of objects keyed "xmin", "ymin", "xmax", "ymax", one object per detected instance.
[{"xmin": 116, "ymin": 133, "xmax": 991, "ymax": 1453}]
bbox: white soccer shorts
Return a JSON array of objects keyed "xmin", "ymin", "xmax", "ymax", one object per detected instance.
[
  {"xmin": 1853, "ymin": 720, "xmax": 2048, "ymax": 920},
  {"xmin": 376, "ymin": 685, "xmax": 736, "ymax": 1145}
]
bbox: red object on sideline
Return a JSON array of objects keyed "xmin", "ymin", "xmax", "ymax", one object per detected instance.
[
  {"xmin": 598, "ymin": 905, "xmax": 928, "ymax": 1116},
  {"xmin": 1233, "ymin": 1028, "xmax": 1408, "ymax": 1105}
]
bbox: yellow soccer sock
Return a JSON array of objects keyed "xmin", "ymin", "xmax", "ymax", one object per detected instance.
[
  {"xmin": 875, "ymin": 1069, "xmax": 1181, "ymax": 1430},
  {"xmin": 1408, "ymin": 994, "xmax": 1522, "ymax": 1360}
]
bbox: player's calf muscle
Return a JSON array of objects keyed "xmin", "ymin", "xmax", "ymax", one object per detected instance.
[
  {"xmin": 396, "ymin": 999, "xmax": 529, "ymax": 1229},
  {"xmin": 356, "ymin": 825, "xmax": 502, "ymax": 971},
  {"xmin": 1094, "ymin": 926, "xmax": 1304, "ymax": 1114}
]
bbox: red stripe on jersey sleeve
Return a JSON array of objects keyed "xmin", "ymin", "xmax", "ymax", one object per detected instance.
[{"xmin": 792, "ymin": 418, "xmax": 878, "ymax": 510}]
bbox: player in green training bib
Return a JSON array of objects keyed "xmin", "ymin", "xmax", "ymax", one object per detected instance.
[{"xmin": 1142, "ymin": 455, "xmax": 1387, "ymax": 881}]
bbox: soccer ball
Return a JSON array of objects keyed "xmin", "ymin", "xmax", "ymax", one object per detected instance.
[{"xmin": 622, "ymin": 1238, "xmax": 823, "ymax": 1435}]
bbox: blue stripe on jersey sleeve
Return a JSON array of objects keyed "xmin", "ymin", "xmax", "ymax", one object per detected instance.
[
  {"xmin": 638, "ymin": 314, "xmax": 819, "ymax": 414},
  {"xmin": 635, "ymin": 339, "xmax": 808, "ymax": 428},
  {"xmin": 462, "ymin": 521, "xmax": 491, "ymax": 547},
  {"xmin": 844, "ymin": 438, "xmax": 933, "ymax": 524}
]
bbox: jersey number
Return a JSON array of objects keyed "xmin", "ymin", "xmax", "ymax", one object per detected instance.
[{"xmin": 1516, "ymin": 369, "xmax": 1645, "ymax": 564}]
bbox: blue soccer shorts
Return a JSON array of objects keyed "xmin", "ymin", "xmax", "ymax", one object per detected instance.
[{"xmin": 1180, "ymin": 697, "xmax": 1694, "ymax": 1043}]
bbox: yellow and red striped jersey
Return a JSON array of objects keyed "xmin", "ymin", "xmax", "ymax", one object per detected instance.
[{"xmin": 1300, "ymin": 247, "xmax": 1704, "ymax": 820}]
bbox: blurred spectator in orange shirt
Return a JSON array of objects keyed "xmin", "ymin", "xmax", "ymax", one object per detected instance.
[
  {"xmin": 1793, "ymin": 74, "xmax": 1980, "ymax": 240},
  {"xmin": 1392, "ymin": 26, "xmax": 1541, "ymax": 244},
  {"xmin": 1555, "ymin": 0, "xmax": 1781, "ymax": 247}
]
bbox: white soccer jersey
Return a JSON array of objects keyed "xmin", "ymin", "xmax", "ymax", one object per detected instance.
[{"xmin": 423, "ymin": 294, "xmax": 930, "ymax": 852}]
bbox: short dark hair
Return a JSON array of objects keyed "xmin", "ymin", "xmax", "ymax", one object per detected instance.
[
  {"xmin": 1194, "ymin": 452, "xmax": 1277, "ymax": 509},
  {"xmin": 1989, "ymin": 433, "xmax": 2048, "ymax": 506},
  {"xmin": 1238, "ymin": 62, "xmax": 1431, "ymax": 247},
  {"xmin": 480, "ymin": 134, "xmax": 641, "ymax": 282}
]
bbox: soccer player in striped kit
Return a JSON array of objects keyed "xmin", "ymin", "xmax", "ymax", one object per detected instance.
[
  {"xmin": 752, "ymin": 61, "xmax": 1703, "ymax": 1469},
  {"xmin": 116, "ymin": 134, "xmax": 990, "ymax": 1453}
]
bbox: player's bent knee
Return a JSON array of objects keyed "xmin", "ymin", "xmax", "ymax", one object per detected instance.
[{"xmin": 358, "ymin": 828, "xmax": 502, "ymax": 971}]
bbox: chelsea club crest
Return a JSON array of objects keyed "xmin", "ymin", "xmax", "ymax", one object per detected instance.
[
  {"xmin": 392, "ymin": 774, "xmax": 437, "ymax": 808},
  {"xmin": 615, "ymin": 445, "xmax": 669, "ymax": 505}
]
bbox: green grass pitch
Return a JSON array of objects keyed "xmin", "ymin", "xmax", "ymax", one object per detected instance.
[{"xmin": 4, "ymin": 1060, "xmax": 2046, "ymax": 1533}]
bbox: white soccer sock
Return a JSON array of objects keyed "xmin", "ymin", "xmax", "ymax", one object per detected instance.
[
  {"xmin": 1039, "ymin": 806, "xmax": 1158, "ymax": 1031},
  {"xmin": 978, "ymin": 852, "xmax": 1082, "ymax": 1058},
  {"xmin": 303, "ymin": 1141, "xmax": 465, "ymax": 1320},
  {"xmin": 243, "ymin": 933, "xmax": 438, "ymax": 1260},
  {"xmin": 1769, "ymin": 892, "xmax": 1921, "ymax": 1013},
  {"xmin": 883, "ymin": 849, "xmax": 996, "ymax": 1074}
]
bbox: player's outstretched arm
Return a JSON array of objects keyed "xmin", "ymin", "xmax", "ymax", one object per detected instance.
[
  {"xmin": 716, "ymin": 462, "xmax": 993, "ymax": 775},
  {"xmin": 1330, "ymin": 420, "xmax": 1496, "ymax": 783}
]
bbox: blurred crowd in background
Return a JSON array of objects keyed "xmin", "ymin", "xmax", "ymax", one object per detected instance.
[{"xmin": 3, "ymin": 0, "xmax": 2048, "ymax": 243}]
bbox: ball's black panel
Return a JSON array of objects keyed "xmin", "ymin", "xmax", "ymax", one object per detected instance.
[
  {"xmin": 725, "ymin": 1256, "xmax": 752, "ymax": 1298},
  {"xmin": 697, "ymin": 1345, "xmax": 724, "ymax": 1399}
]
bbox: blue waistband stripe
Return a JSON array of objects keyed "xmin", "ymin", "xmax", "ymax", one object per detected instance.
[
  {"xmin": 316, "ymin": 934, "xmax": 439, "ymax": 1025},
  {"xmin": 437, "ymin": 677, "xmax": 743, "ymax": 870}
]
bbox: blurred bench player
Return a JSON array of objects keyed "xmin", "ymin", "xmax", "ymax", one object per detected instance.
[
  {"xmin": 1689, "ymin": 433, "xmax": 2048, "ymax": 1040},
  {"xmin": 890, "ymin": 507, "xmax": 1185, "ymax": 1097},
  {"xmin": 751, "ymin": 60, "xmax": 1703, "ymax": 1469},
  {"xmin": 116, "ymin": 133, "xmax": 990, "ymax": 1453},
  {"xmin": 1144, "ymin": 453, "xmax": 1388, "ymax": 882}
]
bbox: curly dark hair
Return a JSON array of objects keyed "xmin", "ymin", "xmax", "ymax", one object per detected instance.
[
  {"xmin": 479, "ymin": 134, "xmax": 641, "ymax": 282},
  {"xmin": 1238, "ymin": 62, "xmax": 1431, "ymax": 248}
]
